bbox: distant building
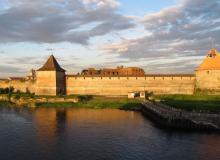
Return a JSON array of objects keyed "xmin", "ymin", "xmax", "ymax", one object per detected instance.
[
  {"xmin": 81, "ymin": 66, "xmax": 145, "ymax": 76},
  {"xmin": 81, "ymin": 68, "xmax": 101, "ymax": 76}
]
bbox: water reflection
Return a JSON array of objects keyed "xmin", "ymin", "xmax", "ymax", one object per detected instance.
[
  {"xmin": 0, "ymin": 107, "xmax": 219, "ymax": 160},
  {"xmin": 198, "ymin": 134, "xmax": 220, "ymax": 159}
]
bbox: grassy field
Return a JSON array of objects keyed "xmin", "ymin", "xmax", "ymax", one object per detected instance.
[
  {"xmin": 35, "ymin": 96, "xmax": 143, "ymax": 110},
  {"xmin": 153, "ymin": 94, "xmax": 220, "ymax": 112}
]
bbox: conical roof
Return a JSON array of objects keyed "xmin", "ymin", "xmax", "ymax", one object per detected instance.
[
  {"xmin": 196, "ymin": 48, "xmax": 220, "ymax": 71},
  {"xmin": 37, "ymin": 55, "xmax": 65, "ymax": 72}
]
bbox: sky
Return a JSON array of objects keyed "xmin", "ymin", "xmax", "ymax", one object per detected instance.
[{"xmin": 0, "ymin": 0, "xmax": 220, "ymax": 77}]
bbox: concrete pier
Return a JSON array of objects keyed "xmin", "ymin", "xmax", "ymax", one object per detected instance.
[{"xmin": 142, "ymin": 101, "xmax": 220, "ymax": 131}]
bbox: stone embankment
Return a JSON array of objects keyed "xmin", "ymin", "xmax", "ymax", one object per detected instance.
[
  {"xmin": 142, "ymin": 101, "xmax": 220, "ymax": 131},
  {"xmin": 0, "ymin": 95, "xmax": 78, "ymax": 107}
]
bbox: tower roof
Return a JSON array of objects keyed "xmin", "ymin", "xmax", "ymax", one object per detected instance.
[
  {"xmin": 37, "ymin": 55, "xmax": 65, "ymax": 72},
  {"xmin": 196, "ymin": 48, "xmax": 220, "ymax": 71}
]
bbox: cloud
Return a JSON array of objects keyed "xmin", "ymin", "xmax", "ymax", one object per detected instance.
[
  {"xmin": 0, "ymin": 51, "xmax": 5, "ymax": 54},
  {"xmin": 0, "ymin": 65, "xmax": 24, "ymax": 73},
  {"xmin": 82, "ymin": 0, "xmax": 120, "ymax": 9},
  {"xmin": 102, "ymin": 0, "xmax": 220, "ymax": 72},
  {"xmin": 0, "ymin": 0, "xmax": 134, "ymax": 44},
  {"xmin": 1, "ymin": 0, "xmax": 220, "ymax": 75}
]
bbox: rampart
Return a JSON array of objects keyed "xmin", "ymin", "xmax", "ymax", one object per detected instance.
[
  {"xmin": 0, "ymin": 80, "xmax": 35, "ymax": 93},
  {"xmin": 66, "ymin": 74, "xmax": 195, "ymax": 96}
]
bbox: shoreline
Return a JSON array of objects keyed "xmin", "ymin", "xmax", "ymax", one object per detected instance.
[
  {"xmin": 1, "ymin": 94, "xmax": 220, "ymax": 132},
  {"xmin": 0, "ymin": 95, "xmax": 143, "ymax": 111},
  {"xmin": 142, "ymin": 101, "xmax": 220, "ymax": 131}
]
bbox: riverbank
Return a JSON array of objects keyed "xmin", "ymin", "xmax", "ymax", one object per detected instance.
[
  {"xmin": 152, "ymin": 94, "xmax": 220, "ymax": 113},
  {"xmin": 1, "ymin": 93, "xmax": 220, "ymax": 131},
  {"xmin": 0, "ymin": 94, "xmax": 143, "ymax": 110},
  {"xmin": 35, "ymin": 97, "xmax": 143, "ymax": 110}
]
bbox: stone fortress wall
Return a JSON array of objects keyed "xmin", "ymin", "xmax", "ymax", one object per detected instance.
[
  {"xmin": 66, "ymin": 75, "xmax": 195, "ymax": 96},
  {"xmin": 0, "ymin": 74, "xmax": 195, "ymax": 96},
  {"xmin": 0, "ymin": 48, "xmax": 220, "ymax": 96},
  {"xmin": 0, "ymin": 79, "xmax": 35, "ymax": 93}
]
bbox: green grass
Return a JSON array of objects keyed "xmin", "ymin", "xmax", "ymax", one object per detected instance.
[
  {"xmin": 35, "ymin": 94, "xmax": 78, "ymax": 99},
  {"xmin": 1, "ymin": 93, "xmax": 143, "ymax": 110},
  {"xmin": 153, "ymin": 94, "xmax": 220, "ymax": 112},
  {"xmin": 0, "ymin": 101, "xmax": 12, "ymax": 107},
  {"xmin": 35, "ymin": 96, "xmax": 143, "ymax": 110},
  {"xmin": 0, "ymin": 93, "xmax": 79, "ymax": 99}
]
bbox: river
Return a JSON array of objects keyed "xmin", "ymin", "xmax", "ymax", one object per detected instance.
[{"xmin": 0, "ymin": 107, "xmax": 219, "ymax": 160}]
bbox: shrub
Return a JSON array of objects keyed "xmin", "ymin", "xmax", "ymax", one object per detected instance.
[
  {"xmin": 9, "ymin": 87, "xmax": 14, "ymax": 93},
  {"xmin": 15, "ymin": 94, "xmax": 21, "ymax": 100},
  {"xmin": 77, "ymin": 95, "xmax": 93, "ymax": 102},
  {"xmin": 0, "ymin": 88, "xmax": 5, "ymax": 94},
  {"xmin": 5, "ymin": 87, "xmax": 9, "ymax": 94},
  {"xmin": 30, "ymin": 93, "xmax": 35, "ymax": 98}
]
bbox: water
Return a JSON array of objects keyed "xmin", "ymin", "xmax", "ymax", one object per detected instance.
[{"xmin": 0, "ymin": 107, "xmax": 219, "ymax": 160}]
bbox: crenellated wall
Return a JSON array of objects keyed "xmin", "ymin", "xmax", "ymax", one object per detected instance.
[{"xmin": 66, "ymin": 75, "xmax": 195, "ymax": 96}]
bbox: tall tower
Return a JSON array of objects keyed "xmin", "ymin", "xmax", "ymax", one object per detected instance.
[
  {"xmin": 195, "ymin": 48, "xmax": 220, "ymax": 92},
  {"xmin": 36, "ymin": 55, "xmax": 66, "ymax": 95}
]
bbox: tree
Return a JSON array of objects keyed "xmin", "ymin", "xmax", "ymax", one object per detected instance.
[{"xmin": 7, "ymin": 87, "xmax": 14, "ymax": 102}]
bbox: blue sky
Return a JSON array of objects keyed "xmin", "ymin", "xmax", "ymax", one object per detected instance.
[
  {"xmin": 0, "ymin": 0, "xmax": 219, "ymax": 77},
  {"xmin": 118, "ymin": 0, "xmax": 177, "ymax": 16}
]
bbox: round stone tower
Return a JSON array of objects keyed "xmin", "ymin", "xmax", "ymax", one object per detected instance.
[
  {"xmin": 195, "ymin": 48, "xmax": 220, "ymax": 93},
  {"xmin": 36, "ymin": 55, "xmax": 66, "ymax": 95}
]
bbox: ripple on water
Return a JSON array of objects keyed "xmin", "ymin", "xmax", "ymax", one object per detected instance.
[{"xmin": 0, "ymin": 107, "xmax": 219, "ymax": 160}]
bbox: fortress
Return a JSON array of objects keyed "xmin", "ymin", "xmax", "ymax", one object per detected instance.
[{"xmin": 0, "ymin": 48, "xmax": 220, "ymax": 96}]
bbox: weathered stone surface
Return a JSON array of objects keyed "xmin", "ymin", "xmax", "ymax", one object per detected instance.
[{"xmin": 66, "ymin": 76, "xmax": 195, "ymax": 96}]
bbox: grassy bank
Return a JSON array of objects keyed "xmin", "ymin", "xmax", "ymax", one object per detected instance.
[
  {"xmin": 0, "ymin": 93, "xmax": 143, "ymax": 110},
  {"xmin": 0, "ymin": 101, "xmax": 12, "ymax": 107},
  {"xmin": 35, "ymin": 96, "xmax": 143, "ymax": 110},
  {"xmin": 153, "ymin": 94, "xmax": 220, "ymax": 112}
]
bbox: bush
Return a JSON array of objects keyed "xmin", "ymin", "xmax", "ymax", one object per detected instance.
[
  {"xmin": 30, "ymin": 93, "xmax": 35, "ymax": 98},
  {"xmin": 0, "ymin": 87, "xmax": 15, "ymax": 102},
  {"xmin": 0, "ymin": 88, "xmax": 6, "ymax": 94},
  {"xmin": 9, "ymin": 87, "xmax": 14, "ymax": 93},
  {"xmin": 4, "ymin": 88, "xmax": 9, "ymax": 94},
  {"xmin": 15, "ymin": 94, "xmax": 21, "ymax": 100},
  {"xmin": 77, "ymin": 95, "xmax": 93, "ymax": 102}
]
